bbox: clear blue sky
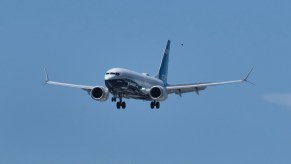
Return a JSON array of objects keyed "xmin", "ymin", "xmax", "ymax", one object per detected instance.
[{"xmin": 1, "ymin": 0, "xmax": 291, "ymax": 163}]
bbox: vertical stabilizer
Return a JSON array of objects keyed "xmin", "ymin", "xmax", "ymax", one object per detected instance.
[{"xmin": 156, "ymin": 40, "xmax": 170, "ymax": 83}]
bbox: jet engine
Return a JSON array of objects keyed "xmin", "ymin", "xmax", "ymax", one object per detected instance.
[
  {"xmin": 149, "ymin": 86, "xmax": 168, "ymax": 101},
  {"xmin": 90, "ymin": 86, "xmax": 109, "ymax": 101}
]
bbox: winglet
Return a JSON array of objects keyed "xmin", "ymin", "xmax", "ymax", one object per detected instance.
[
  {"xmin": 44, "ymin": 68, "xmax": 50, "ymax": 85},
  {"xmin": 243, "ymin": 67, "xmax": 254, "ymax": 85}
]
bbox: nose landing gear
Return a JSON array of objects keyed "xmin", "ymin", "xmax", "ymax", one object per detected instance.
[{"xmin": 111, "ymin": 97, "xmax": 116, "ymax": 102}]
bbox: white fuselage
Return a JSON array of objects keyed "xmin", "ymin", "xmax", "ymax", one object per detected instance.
[{"xmin": 104, "ymin": 68, "xmax": 165, "ymax": 100}]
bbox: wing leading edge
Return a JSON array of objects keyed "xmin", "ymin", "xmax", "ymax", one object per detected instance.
[
  {"xmin": 44, "ymin": 70, "xmax": 94, "ymax": 91},
  {"xmin": 166, "ymin": 68, "xmax": 253, "ymax": 95}
]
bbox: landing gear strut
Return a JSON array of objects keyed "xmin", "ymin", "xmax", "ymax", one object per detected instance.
[
  {"xmin": 116, "ymin": 97, "xmax": 126, "ymax": 109},
  {"xmin": 150, "ymin": 101, "xmax": 160, "ymax": 109}
]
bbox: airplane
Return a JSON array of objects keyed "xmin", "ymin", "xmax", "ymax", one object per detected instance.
[{"xmin": 45, "ymin": 40, "xmax": 253, "ymax": 109}]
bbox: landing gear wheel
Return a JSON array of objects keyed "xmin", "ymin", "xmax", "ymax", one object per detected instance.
[
  {"xmin": 116, "ymin": 102, "xmax": 121, "ymax": 109},
  {"xmin": 150, "ymin": 102, "xmax": 155, "ymax": 109},
  {"xmin": 150, "ymin": 101, "xmax": 160, "ymax": 109},
  {"xmin": 155, "ymin": 102, "xmax": 160, "ymax": 109},
  {"xmin": 121, "ymin": 102, "xmax": 126, "ymax": 109}
]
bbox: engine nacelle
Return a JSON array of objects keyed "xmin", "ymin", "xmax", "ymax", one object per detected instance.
[
  {"xmin": 90, "ymin": 86, "xmax": 109, "ymax": 101},
  {"xmin": 149, "ymin": 86, "xmax": 168, "ymax": 101}
]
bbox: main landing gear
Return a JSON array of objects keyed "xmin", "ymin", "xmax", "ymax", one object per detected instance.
[
  {"xmin": 112, "ymin": 97, "xmax": 126, "ymax": 109},
  {"xmin": 150, "ymin": 101, "xmax": 160, "ymax": 109},
  {"xmin": 112, "ymin": 97, "xmax": 160, "ymax": 109},
  {"xmin": 116, "ymin": 101, "xmax": 126, "ymax": 109}
]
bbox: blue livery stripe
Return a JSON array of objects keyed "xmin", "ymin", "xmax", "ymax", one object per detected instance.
[{"xmin": 158, "ymin": 40, "xmax": 170, "ymax": 82}]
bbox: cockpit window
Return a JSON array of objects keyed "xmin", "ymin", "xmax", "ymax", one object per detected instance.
[{"xmin": 106, "ymin": 72, "xmax": 120, "ymax": 76}]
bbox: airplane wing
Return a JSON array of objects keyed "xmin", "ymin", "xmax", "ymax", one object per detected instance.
[
  {"xmin": 44, "ymin": 70, "xmax": 94, "ymax": 91},
  {"xmin": 166, "ymin": 68, "xmax": 253, "ymax": 95}
]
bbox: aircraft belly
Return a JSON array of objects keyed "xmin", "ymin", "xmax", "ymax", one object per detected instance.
[{"xmin": 105, "ymin": 79, "xmax": 149, "ymax": 100}]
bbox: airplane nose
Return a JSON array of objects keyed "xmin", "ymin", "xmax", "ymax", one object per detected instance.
[{"xmin": 104, "ymin": 74, "xmax": 114, "ymax": 80}]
